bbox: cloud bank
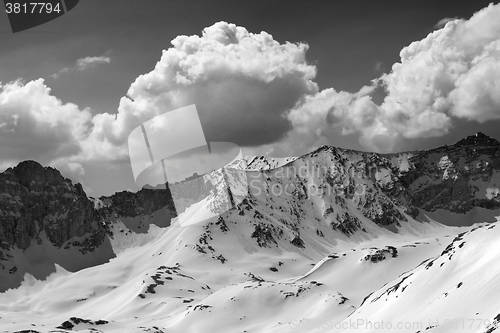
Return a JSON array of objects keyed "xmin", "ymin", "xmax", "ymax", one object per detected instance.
[
  {"xmin": 313, "ymin": 3, "xmax": 500, "ymax": 152},
  {"xmin": 2, "ymin": 5, "xmax": 500, "ymax": 189},
  {"xmin": 0, "ymin": 79, "xmax": 92, "ymax": 183},
  {"xmin": 1, "ymin": 22, "xmax": 318, "ymax": 184},
  {"xmin": 0, "ymin": 79, "xmax": 91, "ymax": 164}
]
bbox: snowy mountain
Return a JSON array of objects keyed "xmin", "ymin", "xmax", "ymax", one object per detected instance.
[
  {"xmin": 384, "ymin": 132, "xmax": 500, "ymax": 225},
  {"xmin": 0, "ymin": 161, "xmax": 114, "ymax": 292},
  {"xmin": 0, "ymin": 133, "xmax": 499, "ymax": 333}
]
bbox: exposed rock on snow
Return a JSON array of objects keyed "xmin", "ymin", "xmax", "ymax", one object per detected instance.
[{"xmin": 0, "ymin": 133, "xmax": 500, "ymax": 332}]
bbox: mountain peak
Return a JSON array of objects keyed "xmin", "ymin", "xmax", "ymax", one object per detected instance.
[
  {"xmin": 14, "ymin": 159, "xmax": 44, "ymax": 170},
  {"xmin": 454, "ymin": 132, "xmax": 499, "ymax": 148},
  {"xmin": 472, "ymin": 132, "xmax": 492, "ymax": 139},
  {"xmin": 9, "ymin": 160, "xmax": 65, "ymax": 187}
]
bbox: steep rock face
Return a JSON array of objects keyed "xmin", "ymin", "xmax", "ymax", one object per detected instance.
[
  {"xmin": 0, "ymin": 161, "xmax": 115, "ymax": 292},
  {"xmin": 92, "ymin": 186, "xmax": 178, "ymax": 233},
  {"xmin": 306, "ymin": 146, "xmax": 418, "ymax": 226},
  {"xmin": 98, "ymin": 187, "xmax": 176, "ymax": 218},
  {"xmin": 206, "ymin": 146, "xmax": 418, "ymax": 252},
  {"xmin": 186, "ymin": 133, "xmax": 499, "ymax": 253},
  {"xmin": 0, "ymin": 161, "xmax": 106, "ymax": 250},
  {"xmin": 388, "ymin": 133, "xmax": 500, "ymax": 214}
]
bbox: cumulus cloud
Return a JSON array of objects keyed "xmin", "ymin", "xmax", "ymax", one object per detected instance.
[
  {"xmin": 52, "ymin": 55, "xmax": 111, "ymax": 78},
  {"xmin": 1, "ymin": 22, "xmax": 319, "ymax": 184},
  {"xmin": 113, "ymin": 21, "xmax": 317, "ymax": 148},
  {"xmin": 4, "ymin": 7, "xmax": 500, "ymax": 189},
  {"xmin": 249, "ymin": 85, "xmax": 385, "ymax": 156},
  {"xmin": 0, "ymin": 79, "xmax": 92, "ymax": 165},
  {"xmin": 375, "ymin": 3, "xmax": 500, "ymax": 146},
  {"xmin": 435, "ymin": 17, "xmax": 459, "ymax": 29},
  {"xmin": 77, "ymin": 21, "xmax": 318, "ymax": 168},
  {"xmin": 286, "ymin": 3, "xmax": 500, "ymax": 152}
]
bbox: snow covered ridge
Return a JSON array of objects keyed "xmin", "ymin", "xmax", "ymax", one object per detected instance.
[
  {"xmin": 160, "ymin": 131, "xmax": 500, "ymax": 226},
  {"xmin": 0, "ymin": 132, "xmax": 499, "ymax": 332},
  {"xmin": 164, "ymin": 131, "xmax": 499, "ymax": 229}
]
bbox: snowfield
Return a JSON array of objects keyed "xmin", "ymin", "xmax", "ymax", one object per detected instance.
[
  {"xmin": 1, "ymin": 135, "xmax": 500, "ymax": 333},
  {"xmin": 1, "ymin": 207, "xmax": 497, "ymax": 332}
]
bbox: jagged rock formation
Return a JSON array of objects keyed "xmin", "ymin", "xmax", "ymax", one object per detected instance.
[
  {"xmin": 184, "ymin": 132, "xmax": 500, "ymax": 250},
  {"xmin": 0, "ymin": 161, "xmax": 114, "ymax": 292},
  {"xmin": 91, "ymin": 186, "xmax": 177, "ymax": 234},
  {"xmin": 386, "ymin": 132, "xmax": 500, "ymax": 214},
  {"xmin": 97, "ymin": 187, "xmax": 176, "ymax": 218},
  {"xmin": 88, "ymin": 132, "xmax": 500, "ymax": 253},
  {"xmin": 0, "ymin": 161, "xmax": 106, "ymax": 250},
  {"xmin": 0, "ymin": 133, "xmax": 499, "ymax": 292}
]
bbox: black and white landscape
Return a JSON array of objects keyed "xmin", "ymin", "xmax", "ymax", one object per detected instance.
[
  {"xmin": 0, "ymin": 132, "xmax": 499, "ymax": 332},
  {"xmin": 1, "ymin": 1, "xmax": 500, "ymax": 333}
]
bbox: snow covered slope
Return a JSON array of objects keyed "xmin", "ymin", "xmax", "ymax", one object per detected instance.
[
  {"xmin": 0, "ymin": 133, "xmax": 499, "ymax": 332},
  {"xmin": 341, "ymin": 222, "xmax": 500, "ymax": 333},
  {"xmin": 0, "ymin": 207, "xmax": 466, "ymax": 333}
]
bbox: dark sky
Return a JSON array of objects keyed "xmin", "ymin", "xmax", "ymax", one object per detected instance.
[{"xmin": 0, "ymin": 0, "xmax": 499, "ymax": 196}]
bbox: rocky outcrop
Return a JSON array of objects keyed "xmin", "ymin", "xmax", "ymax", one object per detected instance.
[
  {"xmin": 0, "ymin": 161, "xmax": 115, "ymax": 292},
  {"xmin": 363, "ymin": 246, "xmax": 398, "ymax": 263},
  {"xmin": 0, "ymin": 161, "xmax": 106, "ymax": 250},
  {"xmin": 392, "ymin": 132, "xmax": 500, "ymax": 214},
  {"xmin": 98, "ymin": 187, "xmax": 176, "ymax": 218}
]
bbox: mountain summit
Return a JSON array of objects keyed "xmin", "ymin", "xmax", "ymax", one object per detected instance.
[
  {"xmin": 454, "ymin": 131, "xmax": 500, "ymax": 147},
  {"xmin": 0, "ymin": 160, "xmax": 114, "ymax": 291}
]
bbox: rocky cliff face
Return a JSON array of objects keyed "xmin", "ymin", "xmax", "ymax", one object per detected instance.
[
  {"xmin": 386, "ymin": 132, "xmax": 500, "ymax": 214},
  {"xmin": 0, "ymin": 161, "xmax": 106, "ymax": 251},
  {"xmin": 93, "ymin": 186, "xmax": 177, "ymax": 233},
  {"xmin": 0, "ymin": 161, "xmax": 115, "ymax": 292},
  {"xmin": 97, "ymin": 187, "xmax": 176, "ymax": 218}
]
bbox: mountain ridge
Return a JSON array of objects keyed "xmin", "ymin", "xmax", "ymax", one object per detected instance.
[
  {"xmin": 0, "ymin": 132, "xmax": 499, "ymax": 332},
  {"xmin": 1, "ymin": 132, "xmax": 498, "ymax": 252}
]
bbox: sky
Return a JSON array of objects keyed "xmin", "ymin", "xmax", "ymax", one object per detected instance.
[{"xmin": 1, "ymin": 0, "xmax": 500, "ymax": 197}]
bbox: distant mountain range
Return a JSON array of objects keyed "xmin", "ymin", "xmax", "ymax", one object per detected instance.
[{"xmin": 0, "ymin": 132, "xmax": 499, "ymax": 332}]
